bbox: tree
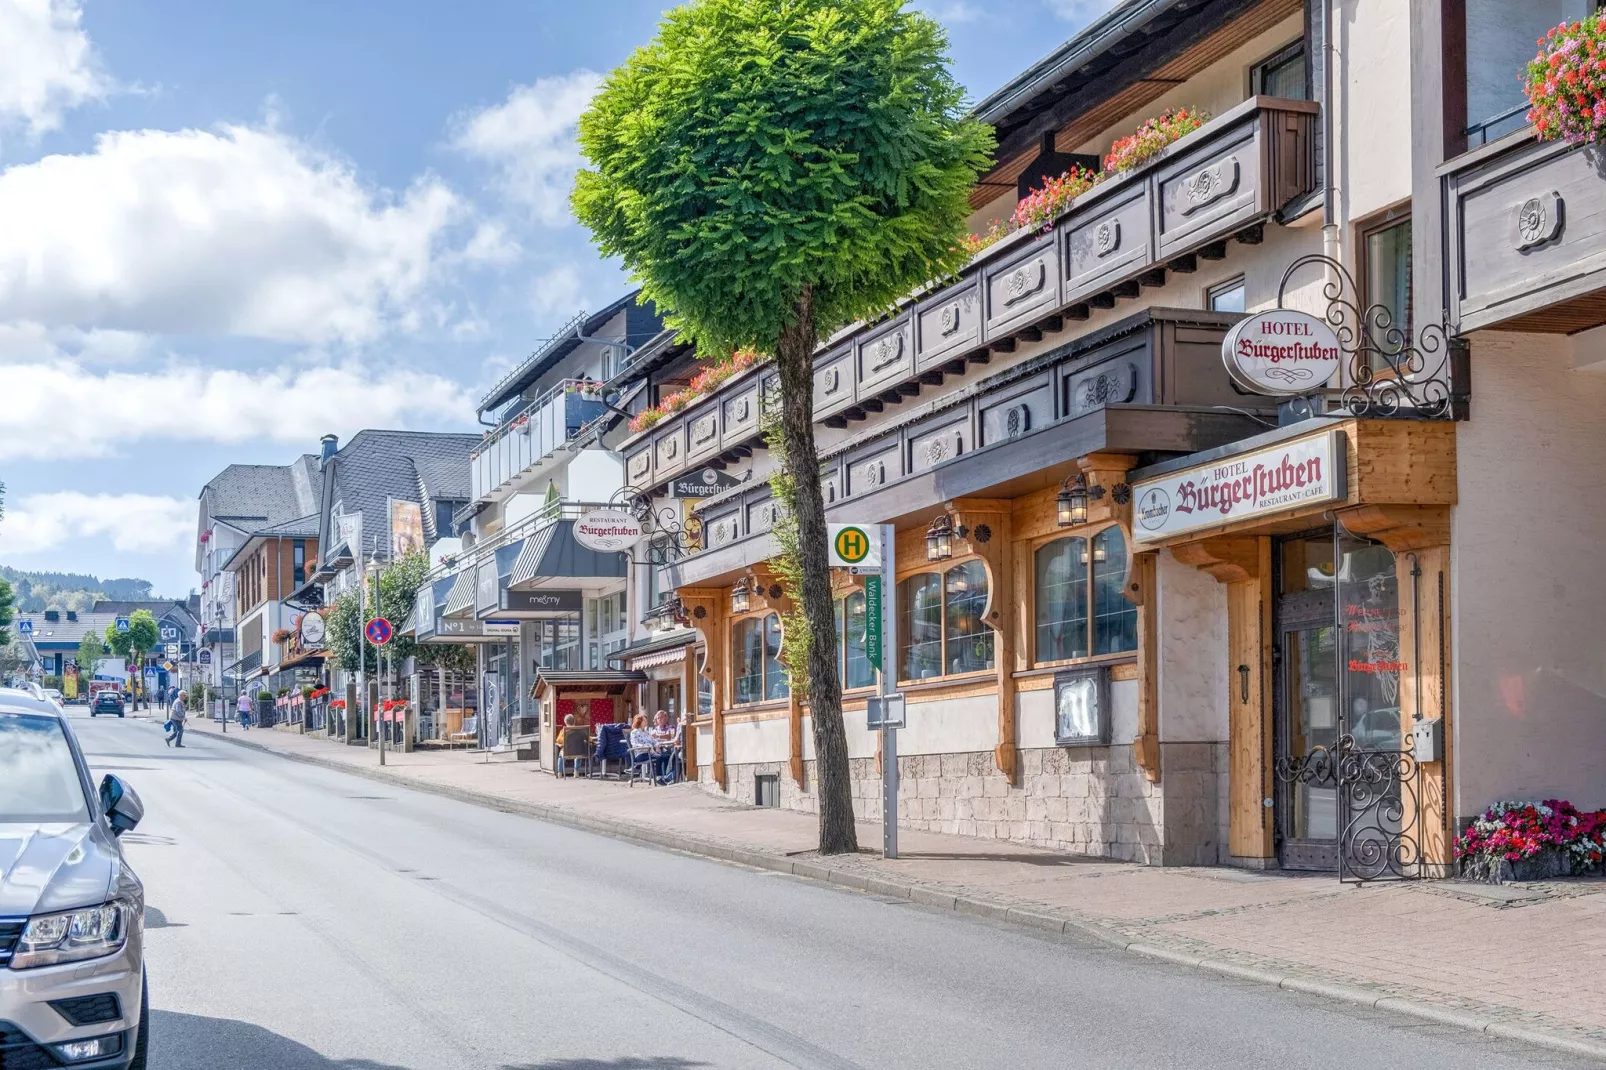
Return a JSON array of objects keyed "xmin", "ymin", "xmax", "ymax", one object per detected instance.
[
  {"xmin": 77, "ymin": 632, "xmax": 108, "ymax": 680},
  {"xmin": 0, "ymin": 577, "xmax": 14, "ymax": 647},
  {"xmin": 573, "ymin": 0, "xmax": 992, "ymax": 853},
  {"xmin": 108, "ymin": 610, "xmax": 160, "ymax": 706}
]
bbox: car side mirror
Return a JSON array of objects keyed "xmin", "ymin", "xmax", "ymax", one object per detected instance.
[{"xmin": 98, "ymin": 775, "xmax": 143, "ymax": 836}]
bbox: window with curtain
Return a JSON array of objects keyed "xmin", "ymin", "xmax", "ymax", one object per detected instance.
[
  {"xmin": 763, "ymin": 613, "xmax": 788, "ymax": 700},
  {"xmin": 733, "ymin": 616, "xmax": 764, "ymax": 704},
  {"xmin": 944, "ymin": 561, "xmax": 993, "ymax": 674},
  {"xmin": 1036, "ymin": 528, "xmax": 1137, "ymax": 663},
  {"xmin": 1363, "ymin": 217, "xmax": 1411, "ymax": 361},
  {"xmin": 1036, "ymin": 537, "xmax": 1089, "ymax": 661},
  {"xmin": 1091, "ymin": 528, "xmax": 1136, "ymax": 655},
  {"xmin": 842, "ymin": 591, "xmax": 874, "ymax": 690}
]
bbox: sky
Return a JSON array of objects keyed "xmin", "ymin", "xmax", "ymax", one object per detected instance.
[{"xmin": 0, "ymin": 0, "xmax": 1119, "ymax": 597}]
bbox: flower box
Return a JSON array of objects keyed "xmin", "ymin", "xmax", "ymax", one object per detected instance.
[{"xmin": 1456, "ymin": 798, "xmax": 1606, "ymax": 883}]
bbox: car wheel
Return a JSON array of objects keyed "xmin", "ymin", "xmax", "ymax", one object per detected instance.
[{"xmin": 129, "ymin": 972, "xmax": 149, "ymax": 1070}]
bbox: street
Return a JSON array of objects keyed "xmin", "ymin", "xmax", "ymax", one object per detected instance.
[{"xmin": 63, "ymin": 711, "xmax": 1598, "ymax": 1070}]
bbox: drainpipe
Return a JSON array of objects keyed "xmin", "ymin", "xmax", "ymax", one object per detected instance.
[{"xmin": 1321, "ymin": 0, "xmax": 1342, "ymax": 407}]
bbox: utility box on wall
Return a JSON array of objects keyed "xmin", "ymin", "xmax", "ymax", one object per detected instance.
[{"xmin": 1412, "ymin": 718, "xmax": 1444, "ymax": 763}]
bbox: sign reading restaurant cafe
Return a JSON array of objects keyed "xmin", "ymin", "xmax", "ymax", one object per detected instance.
[{"xmin": 1132, "ymin": 430, "xmax": 1347, "ymax": 543}]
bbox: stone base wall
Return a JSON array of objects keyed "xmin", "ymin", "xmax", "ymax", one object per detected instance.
[{"xmin": 706, "ymin": 741, "xmax": 1227, "ymax": 866}]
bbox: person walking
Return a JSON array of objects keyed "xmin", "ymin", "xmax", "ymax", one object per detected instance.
[
  {"xmin": 237, "ymin": 690, "xmax": 253, "ymax": 730},
  {"xmin": 167, "ymin": 690, "xmax": 188, "ymax": 748}
]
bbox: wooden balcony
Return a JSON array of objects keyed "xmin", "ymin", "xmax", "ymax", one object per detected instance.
[
  {"xmin": 623, "ymin": 95, "xmax": 1318, "ymax": 496},
  {"xmin": 1442, "ymin": 132, "xmax": 1606, "ymax": 333}
]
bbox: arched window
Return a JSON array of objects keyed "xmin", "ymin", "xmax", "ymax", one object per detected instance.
[
  {"xmin": 1034, "ymin": 527, "xmax": 1136, "ymax": 663},
  {"xmin": 1035, "ymin": 537, "xmax": 1089, "ymax": 661},
  {"xmin": 841, "ymin": 591, "xmax": 874, "ymax": 690},
  {"xmin": 763, "ymin": 613, "xmax": 788, "ymax": 700},
  {"xmin": 944, "ymin": 561, "xmax": 993, "ymax": 674},
  {"xmin": 1091, "ymin": 527, "xmax": 1136, "ymax": 655},
  {"xmin": 899, "ymin": 573, "xmax": 943, "ymax": 680}
]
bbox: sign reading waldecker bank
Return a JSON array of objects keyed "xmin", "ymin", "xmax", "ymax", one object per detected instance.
[{"xmin": 1132, "ymin": 430, "xmax": 1346, "ymax": 543}]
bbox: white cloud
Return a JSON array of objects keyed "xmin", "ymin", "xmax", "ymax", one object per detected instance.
[
  {"xmin": 0, "ymin": 360, "xmax": 475, "ymax": 459},
  {"xmin": 917, "ymin": 1, "xmax": 980, "ymax": 22},
  {"xmin": 0, "ymin": 321, "xmax": 150, "ymax": 363},
  {"xmin": 0, "ymin": 0, "xmax": 111, "ymax": 136},
  {"xmin": 451, "ymin": 70, "xmax": 603, "ymax": 225},
  {"xmin": 1, "ymin": 492, "xmax": 195, "ymax": 555},
  {"xmin": 530, "ymin": 264, "xmax": 584, "ymax": 318},
  {"xmin": 0, "ymin": 124, "xmax": 468, "ymax": 344}
]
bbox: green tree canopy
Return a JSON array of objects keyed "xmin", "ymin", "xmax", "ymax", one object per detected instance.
[
  {"xmin": 76, "ymin": 632, "xmax": 108, "ymax": 678},
  {"xmin": 107, "ymin": 610, "xmax": 160, "ymax": 662},
  {"xmin": 572, "ymin": 0, "xmax": 993, "ymax": 357},
  {"xmin": 0, "ymin": 578, "xmax": 13, "ymax": 647}
]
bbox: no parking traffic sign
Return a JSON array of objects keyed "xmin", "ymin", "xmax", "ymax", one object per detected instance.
[{"xmin": 364, "ymin": 617, "xmax": 393, "ymax": 646}]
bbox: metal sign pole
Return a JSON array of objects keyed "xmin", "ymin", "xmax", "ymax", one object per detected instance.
[{"xmin": 879, "ymin": 524, "xmax": 898, "ymax": 860}]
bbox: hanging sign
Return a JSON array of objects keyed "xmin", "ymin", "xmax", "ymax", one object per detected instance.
[
  {"xmin": 1221, "ymin": 309, "xmax": 1342, "ymax": 396},
  {"xmin": 300, "ymin": 611, "xmax": 326, "ymax": 646},
  {"xmin": 827, "ymin": 524, "xmax": 880, "ymax": 568},
  {"xmin": 573, "ymin": 509, "xmax": 646, "ymax": 551},
  {"xmin": 1132, "ymin": 430, "xmax": 1346, "ymax": 543},
  {"xmin": 482, "ymin": 619, "xmax": 521, "ymax": 636},
  {"xmin": 670, "ymin": 467, "xmax": 743, "ymax": 498},
  {"xmin": 863, "ymin": 575, "xmax": 883, "ymax": 671}
]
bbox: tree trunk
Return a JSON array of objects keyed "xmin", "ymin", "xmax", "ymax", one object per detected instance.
[{"xmin": 776, "ymin": 286, "xmax": 858, "ymax": 855}]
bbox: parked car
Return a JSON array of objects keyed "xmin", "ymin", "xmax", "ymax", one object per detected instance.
[
  {"xmin": 0, "ymin": 687, "xmax": 148, "ymax": 1068},
  {"xmin": 42, "ymin": 688, "xmax": 65, "ymax": 711},
  {"xmin": 90, "ymin": 692, "xmax": 125, "ymax": 718}
]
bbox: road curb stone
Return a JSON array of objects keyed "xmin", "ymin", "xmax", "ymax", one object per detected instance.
[{"xmin": 193, "ymin": 725, "xmax": 1606, "ymax": 1065}]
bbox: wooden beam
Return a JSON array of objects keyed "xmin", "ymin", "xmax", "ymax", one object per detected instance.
[
  {"xmin": 990, "ymin": 337, "xmax": 1017, "ymax": 354},
  {"xmin": 1395, "ymin": 543, "xmax": 1454, "ymax": 874},
  {"xmin": 1138, "ymin": 268, "xmax": 1167, "ymax": 289},
  {"xmin": 1198, "ymin": 240, "xmax": 1228, "ymax": 260},
  {"xmin": 1234, "ymin": 222, "xmax": 1265, "ymax": 245},
  {"xmin": 1167, "ymin": 253, "xmax": 1198, "ymax": 273},
  {"xmin": 1066, "ymin": 303, "xmax": 1091, "ymax": 320},
  {"xmin": 1112, "ymin": 279, "xmax": 1142, "ymax": 300},
  {"xmin": 1337, "ymin": 504, "xmax": 1451, "ymax": 552},
  {"xmin": 947, "ymin": 499, "xmax": 1017, "ymax": 782},
  {"xmin": 1091, "ymin": 292, "xmax": 1117, "ymax": 310},
  {"xmin": 1018, "ymin": 325, "xmax": 1044, "ymax": 342},
  {"xmin": 675, "ymin": 587, "xmax": 729, "ymax": 789},
  {"xmin": 1040, "ymin": 313, "xmax": 1066, "ymax": 333},
  {"xmin": 1170, "ymin": 536, "xmax": 1262, "ymax": 582}
]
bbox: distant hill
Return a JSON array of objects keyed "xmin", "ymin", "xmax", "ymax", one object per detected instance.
[{"xmin": 0, "ymin": 567, "xmax": 156, "ymax": 613}]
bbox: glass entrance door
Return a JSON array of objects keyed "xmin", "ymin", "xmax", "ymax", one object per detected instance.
[{"xmin": 1274, "ymin": 531, "xmax": 1341, "ymax": 871}]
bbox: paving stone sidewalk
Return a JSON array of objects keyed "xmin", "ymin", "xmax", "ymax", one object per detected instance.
[{"xmin": 183, "ymin": 718, "xmax": 1606, "ymax": 1060}]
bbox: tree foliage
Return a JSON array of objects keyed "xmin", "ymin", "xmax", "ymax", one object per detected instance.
[
  {"xmin": 76, "ymin": 632, "xmax": 107, "ymax": 677},
  {"xmin": 107, "ymin": 610, "xmax": 160, "ymax": 665},
  {"xmin": 0, "ymin": 578, "xmax": 13, "ymax": 647},
  {"xmin": 324, "ymin": 553, "xmax": 469, "ymax": 675},
  {"xmin": 572, "ymin": 0, "xmax": 994, "ymax": 358}
]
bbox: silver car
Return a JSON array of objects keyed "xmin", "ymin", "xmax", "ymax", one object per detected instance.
[{"xmin": 0, "ymin": 688, "xmax": 148, "ymax": 1068}]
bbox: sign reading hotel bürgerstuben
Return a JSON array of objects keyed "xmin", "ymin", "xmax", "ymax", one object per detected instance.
[
  {"xmin": 1132, "ymin": 431, "xmax": 1345, "ymax": 543},
  {"xmin": 1221, "ymin": 309, "xmax": 1342, "ymax": 396}
]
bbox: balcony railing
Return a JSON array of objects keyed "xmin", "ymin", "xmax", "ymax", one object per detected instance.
[
  {"xmin": 471, "ymin": 379, "xmax": 607, "ymax": 502},
  {"xmin": 623, "ymin": 95, "xmax": 1319, "ymax": 496}
]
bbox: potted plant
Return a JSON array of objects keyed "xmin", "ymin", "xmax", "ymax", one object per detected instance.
[
  {"xmin": 1525, "ymin": 15, "xmax": 1606, "ymax": 144},
  {"xmin": 1102, "ymin": 107, "xmax": 1209, "ymax": 176},
  {"xmin": 271, "ymin": 627, "xmax": 293, "ymax": 644},
  {"xmin": 1456, "ymin": 799, "xmax": 1606, "ymax": 882}
]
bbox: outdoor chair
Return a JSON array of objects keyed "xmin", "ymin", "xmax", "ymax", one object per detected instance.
[
  {"xmin": 627, "ymin": 741, "xmax": 657, "ymax": 786},
  {"xmin": 557, "ymin": 731, "xmax": 592, "ymax": 778},
  {"xmin": 593, "ymin": 723, "xmax": 629, "ymax": 779}
]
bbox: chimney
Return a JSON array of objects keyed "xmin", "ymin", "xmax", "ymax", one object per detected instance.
[{"xmin": 319, "ymin": 434, "xmax": 339, "ymax": 467}]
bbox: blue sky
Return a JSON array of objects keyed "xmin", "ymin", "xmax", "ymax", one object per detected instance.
[{"xmin": 0, "ymin": 0, "xmax": 1117, "ymax": 596}]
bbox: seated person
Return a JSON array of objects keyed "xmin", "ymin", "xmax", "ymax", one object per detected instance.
[
  {"xmin": 629, "ymin": 712, "xmax": 669, "ymax": 780},
  {"xmin": 650, "ymin": 710, "xmax": 679, "ymax": 783}
]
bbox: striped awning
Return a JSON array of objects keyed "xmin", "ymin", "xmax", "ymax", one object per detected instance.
[
  {"xmin": 510, "ymin": 520, "xmax": 628, "ymax": 587},
  {"xmin": 441, "ymin": 569, "xmax": 475, "ymax": 618}
]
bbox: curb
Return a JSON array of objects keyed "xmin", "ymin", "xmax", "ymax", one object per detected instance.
[{"xmin": 194, "ymin": 725, "xmax": 1606, "ymax": 1064}]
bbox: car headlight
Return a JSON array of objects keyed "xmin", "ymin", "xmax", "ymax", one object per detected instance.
[{"xmin": 10, "ymin": 901, "xmax": 128, "ymax": 969}]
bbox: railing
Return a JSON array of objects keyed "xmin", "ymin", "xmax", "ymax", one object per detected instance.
[
  {"xmin": 429, "ymin": 499, "xmax": 610, "ymax": 587},
  {"xmin": 1464, "ymin": 102, "xmax": 1529, "ymax": 148},
  {"xmin": 477, "ymin": 311, "xmax": 588, "ymax": 415},
  {"xmin": 470, "ymin": 379, "xmax": 608, "ymax": 502}
]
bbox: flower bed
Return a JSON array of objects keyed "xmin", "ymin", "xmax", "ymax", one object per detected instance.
[
  {"xmin": 629, "ymin": 348, "xmax": 766, "ymax": 433},
  {"xmin": 961, "ymin": 108, "xmax": 1208, "ymax": 251},
  {"xmin": 1526, "ymin": 15, "xmax": 1606, "ymax": 144},
  {"xmin": 1456, "ymin": 798, "xmax": 1606, "ymax": 882}
]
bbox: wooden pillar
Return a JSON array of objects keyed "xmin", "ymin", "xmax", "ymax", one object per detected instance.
[
  {"xmin": 676, "ymin": 588, "xmax": 728, "ymax": 789},
  {"xmin": 1172, "ymin": 536, "xmax": 1274, "ymax": 861},
  {"xmin": 1339, "ymin": 504, "xmax": 1455, "ymax": 874},
  {"xmin": 680, "ymin": 644, "xmax": 699, "ymax": 774},
  {"xmin": 950, "ymin": 499, "xmax": 1015, "ymax": 781},
  {"xmin": 1129, "ymin": 551, "xmax": 1161, "ymax": 783}
]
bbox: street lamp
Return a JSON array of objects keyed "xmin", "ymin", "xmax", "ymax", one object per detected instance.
[{"xmin": 1057, "ymin": 474, "xmax": 1089, "ymax": 527}]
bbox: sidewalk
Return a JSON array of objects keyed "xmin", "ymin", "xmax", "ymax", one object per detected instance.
[{"xmin": 186, "ymin": 718, "xmax": 1606, "ymax": 1060}]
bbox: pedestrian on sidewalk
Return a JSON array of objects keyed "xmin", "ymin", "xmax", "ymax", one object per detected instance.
[
  {"xmin": 237, "ymin": 691, "xmax": 253, "ymax": 730},
  {"xmin": 167, "ymin": 690, "xmax": 188, "ymax": 748}
]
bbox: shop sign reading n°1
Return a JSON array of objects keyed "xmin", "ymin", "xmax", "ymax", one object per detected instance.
[
  {"xmin": 827, "ymin": 523, "xmax": 881, "ymax": 569},
  {"xmin": 1222, "ymin": 309, "xmax": 1342, "ymax": 396},
  {"xmin": 1131, "ymin": 430, "xmax": 1347, "ymax": 544}
]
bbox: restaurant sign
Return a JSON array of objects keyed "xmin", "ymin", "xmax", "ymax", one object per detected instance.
[
  {"xmin": 1132, "ymin": 430, "xmax": 1346, "ymax": 543},
  {"xmin": 1221, "ymin": 309, "xmax": 1342, "ymax": 396},
  {"xmin": 573, "ymin": 508, "xmax": 646, "ymax": 552}
]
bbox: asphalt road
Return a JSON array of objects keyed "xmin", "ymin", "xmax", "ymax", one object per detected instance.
[{"xmin": 66, "ymin": 710, "xmax": 1602, "ymax": 1070}]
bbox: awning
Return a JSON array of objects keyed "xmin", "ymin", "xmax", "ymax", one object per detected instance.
[
  {"xmin": 510, "ymin": 520, "xmax": 628, "ymax": 587},
  {"xmin": 534, "ymin": 669, "xmax": 647, "ymax": 692},
  {"xmin": 630, "ymin": 646, "xmax": 693, "ymax": 671},
  {"xmin": 609, "ymin": 628, "xmax": 699, "ymax": 669},
  {"xmin": 441, "ymin": 569, "xmax": 475, "ymax": 618}
]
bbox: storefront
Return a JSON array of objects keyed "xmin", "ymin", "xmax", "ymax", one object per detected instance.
[{"xmin": 1130, "ymin": 417, "xmax": 1456, "ymax": 877}]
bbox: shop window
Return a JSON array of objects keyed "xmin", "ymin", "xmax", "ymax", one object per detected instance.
[
  {"xmin": 898, "ymin": 573, "xmax": 944, "ymax": 681},
  {"xmin": 839, "ymin": 591, "xmax": 874, "ymax": 690},
  {"xmin": 1035, "ymin": 527, "xmax": 1137, "ymax": 664},
  {"xmin": 1251, "ymin": 40, "xmax": 1307, "ymax": 100},
  {"xmin": 944, "ymin": 561, "xmax": 993, "ymax": 674},
  {"xmin": 895, "ymin": 563, "xmax": 993, "ymax": 683},
  {"xmin": 1207, "ymin": 276, "xmax": 1246, "ymax": 314},
  {"xmin": 732, "ymin": 613, "xmax": 787, "ymax": 704}
]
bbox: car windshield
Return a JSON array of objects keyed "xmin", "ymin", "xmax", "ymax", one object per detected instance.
[{"xmin": 0, "ymin": 714, "xmax": 90, "ymax": 823}]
